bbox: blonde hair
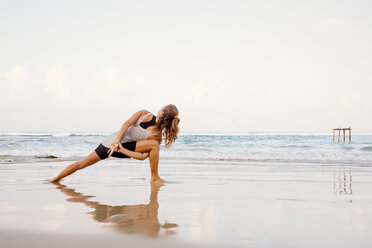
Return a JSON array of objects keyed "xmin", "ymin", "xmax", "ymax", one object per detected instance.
[{"xmin": 156, "ymin": 104, "xmax": 180, "ymax": 148}]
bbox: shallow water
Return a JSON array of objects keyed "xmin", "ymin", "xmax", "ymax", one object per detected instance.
[{"xmin": 1, "ymin": 160, "xmax": 372, "ymax": 248}]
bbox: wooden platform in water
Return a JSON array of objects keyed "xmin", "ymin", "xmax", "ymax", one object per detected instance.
[{"xmin": 333, "ymin": 127, "xmax": 351, "ymax": 143}]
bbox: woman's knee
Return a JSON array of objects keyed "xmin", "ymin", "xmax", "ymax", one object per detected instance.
[
  {"xmin": 150, "ymin": 140, "xmax": 160, "ymax": 149},
  {"xmin": 76, "ymin": 160, "xmax": 87, "ymax": 169},
  {"xmin": 151, "ymin": 144, "xmax": 160, "ymax": 153},
  {"xmin": 146, "ymin": 140, "xmax": 159, "ymax": 147},
  {"xmin": 136, "ymin": 140, "xmax": 160, "ymax": 152}
]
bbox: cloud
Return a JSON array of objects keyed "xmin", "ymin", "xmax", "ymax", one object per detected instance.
[
  {"xmin": 190, "ymin": 80, "xmax": 219, "ymax": 105},
  {"xmin": 5, "ymin": 65, "xmax": 26, "ymax": 81},
  {"xmin": 0, "ymin": 65, "xmax": 27, "ymax": 93},
  {"xmin": 85, "ymin": 66, "xmax": 146, "ymax": 109},
  {"xmin": 93, "ymin": 66, "xmax": 131, "ymax": 91},
  {"xmin": 1, "ymin": 65, "xmax": 147, "ymax": 112},
  {"xmin": 45, "ymin": 65, "xmax": 71, "ymax": 100},
  {"xmin": 0, "ymin": 65, "xmax": 29, "ymax": 107}
]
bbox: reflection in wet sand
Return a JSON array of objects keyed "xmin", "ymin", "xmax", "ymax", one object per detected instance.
[
  {"xmin": 333, "ymin": 169, "xmax": 352, "ymax": 195},
  {"xmin": 333, "ymin": 169, "xmax": 353, "ymax": 203},
  {"xmin": 52, "ymin": 183, "xmax": 178, "ymax": 237}
]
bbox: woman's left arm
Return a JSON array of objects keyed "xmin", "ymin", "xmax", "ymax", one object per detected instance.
[{"xmin": 108, "ymin": 110, "xmax": 148, "ymax": 157}]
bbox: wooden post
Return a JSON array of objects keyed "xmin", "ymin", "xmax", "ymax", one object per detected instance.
[
  {"xmin": 343, "ymin": 129, "xmax": 346, "ymax": 142},
  {"xmin": 338, "ymin": 129, "xmax": 341, "ymax": 143},
  {"xmin": 349, "ymin": 127, "xmax": 351, "ymax": 142},
  {"xmin": 333, "ymin": 129, "xmax": 335, "ymax": 142}
]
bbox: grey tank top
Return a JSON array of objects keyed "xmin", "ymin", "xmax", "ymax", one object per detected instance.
[{"xmin": 101, "ymin": 113, "xmax": 160, "ymax": 148}]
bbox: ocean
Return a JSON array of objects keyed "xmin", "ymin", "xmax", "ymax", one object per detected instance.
[
  {"xmin": 1, "ymin": 132, "xmax": 372, "ymax": 248},
  {"xmin": 1, "ymin": 132, "xmax": 372, "ymax": 166}
]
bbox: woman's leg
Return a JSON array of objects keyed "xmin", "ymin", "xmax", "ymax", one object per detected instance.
[
  {"xmin": 135, "ymin": 140, "xmax": 165, "ymax": 185},
  {"xmin": 50, "ymin": 151, "xmax": 101, "ymax": 182}
]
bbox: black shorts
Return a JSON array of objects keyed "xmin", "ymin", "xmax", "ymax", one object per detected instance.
[{"xmin": 95, "ymin": 141, "xmax": 137, "ymax": 160}]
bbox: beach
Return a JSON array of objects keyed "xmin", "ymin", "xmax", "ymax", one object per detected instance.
[
  {"xmin": 2, "ymin": 0, "xmax": 371, "ymax": 246},
  {"xmin": 1, "ymin": 157, "xmax": 372, "ymax": 248}
]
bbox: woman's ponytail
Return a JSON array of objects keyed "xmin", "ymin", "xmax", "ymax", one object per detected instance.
[{"xmin": 156, "ymin": 104, "xmax": 180, "ymax": 148}]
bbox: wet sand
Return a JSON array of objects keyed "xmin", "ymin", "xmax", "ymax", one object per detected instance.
[{"xmin": 1, "ymin": 160, "xmax": 372, "ymax": 248}]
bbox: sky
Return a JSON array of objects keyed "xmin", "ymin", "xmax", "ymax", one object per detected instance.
[{"xmin": 0, "ymin": 0, "xmax": 371, "ymax": 133}]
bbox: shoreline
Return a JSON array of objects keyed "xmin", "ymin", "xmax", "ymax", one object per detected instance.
[{"xmin": 2, "ymin": 156, "xmax": 372, "ymax": 168}]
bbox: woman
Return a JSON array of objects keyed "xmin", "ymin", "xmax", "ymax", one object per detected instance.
[{"xmin": 50, "ymin": 104, "xmax": 180, "ymax": 186}]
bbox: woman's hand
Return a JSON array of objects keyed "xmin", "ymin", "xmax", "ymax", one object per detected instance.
[
  {"xmin": 117, "ymin": 143, "xmax": 125, "ymax": 153},
  {"xmin": 107, "ymin": 142, "xmax": 120, "ymax": 157}
]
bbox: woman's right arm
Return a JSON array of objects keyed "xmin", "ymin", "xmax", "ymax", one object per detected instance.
[
  {"xmin": 108, "ymin": 110, "xmax": 147, "ymax": 157},
  {"xmin": 118, "ymin": 146, "xmax": 149, "ymax": 160}
]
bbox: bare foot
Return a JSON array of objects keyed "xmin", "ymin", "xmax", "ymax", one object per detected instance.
[
  {"xmin": 151, "ymin": 177, "xmax": 166, "ymax": 186},
  {"xmin": 49, "ymin": 177, "xmax": 60, "ymax": 183}
]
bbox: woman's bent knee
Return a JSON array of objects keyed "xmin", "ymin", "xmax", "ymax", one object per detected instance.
[
  {"xmin": 150, "ymin": 140, "xmax": 160, "ymax": 148},
  {"xmin": 148, "ymin": 140, "xmax": 160, "ymax": 147},
  {"xmin": 136, "ymin": 140, "xmax": 160, "ymax": 152},
  {"xmin": 152, "ymin": 144, "xmax": 160, "ymax": 151}
]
